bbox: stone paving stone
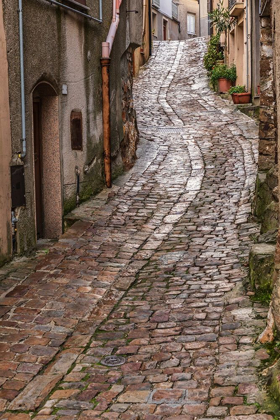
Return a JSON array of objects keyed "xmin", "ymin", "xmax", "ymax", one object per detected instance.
[{"xmin": 0, "ymin": 37, "xmax": 271, "ymax": 419}]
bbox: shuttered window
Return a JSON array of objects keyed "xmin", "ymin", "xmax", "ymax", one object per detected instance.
[{"xmin": 187, "ymin": 14, "xmax": 195, "ymax": 34}]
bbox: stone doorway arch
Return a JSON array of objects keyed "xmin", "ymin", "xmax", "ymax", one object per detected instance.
[{"xmin": 32, "ymin": 82, "xmax": 62, "ymax": 239}]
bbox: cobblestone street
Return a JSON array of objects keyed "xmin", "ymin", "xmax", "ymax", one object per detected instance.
[{"xmin": 0, "ymin": 38, "xmax": 273, "ymax": 419}]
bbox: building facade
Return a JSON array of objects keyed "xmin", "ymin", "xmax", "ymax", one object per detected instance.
[
  {"xmin": 208, "ymin": 0, "xmax": 260, "ymax": 103},
  {"xmin": 177, "ymin": 0, "xmax": 200, "ymax": 40},
  {"xmin": 199, "ymin": 0, "xmax": 211, "ymax": 37},
  {"xmin": 0, "ymin": 0, "xmax": 144, "ymax": 265},
  {"xmin": 151, "ymin": 0, "xmax": 180, "ymax": 40},
  {"xmin": 134, "ymin": 0, "xmax": 152, "ymax": 76},
  {"xmin": 0, "ymin": 0, "xmax": 12, "ymax": 266}
]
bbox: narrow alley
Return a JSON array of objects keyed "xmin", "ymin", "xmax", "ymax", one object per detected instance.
[{"xmin": 0, "ymin": 38, "xmax": 272, "ymax": 419}]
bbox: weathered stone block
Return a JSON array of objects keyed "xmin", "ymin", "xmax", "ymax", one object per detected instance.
[
  {"xmin": 8, "ymin": 374, "xmax": 63, "ymax": 411},
  {"xmin": 259, "ymin": 107, "xmax": 275, "ymax": 124},
  {"xmin": 254, "ymin": 169, "xmax": 279, "ymax": 231},
  {"xmin": 249, "ymin": 243, "xmax": 275, "ymax": 289},
  {"xmin": 259, "ymin": 139, "xmax": 276, "ymax": 157}
]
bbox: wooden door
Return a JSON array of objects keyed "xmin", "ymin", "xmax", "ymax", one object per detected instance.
[
  {"xmin": 163, "ymin": 20, "xmax": 167, "ymax": 40},
  {"xmin": 33, "ymin": 100, "xmax": 43, "ymax": 239}
]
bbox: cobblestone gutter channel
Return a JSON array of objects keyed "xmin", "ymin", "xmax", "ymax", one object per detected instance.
[{"xmin": 0, "ymin": 38, "xmax": 274, "ymax": 419}]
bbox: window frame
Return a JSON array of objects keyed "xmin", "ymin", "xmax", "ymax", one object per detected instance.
[
  {"xmin": 187, "ymin": 13, "xmax": 196, "ymax": 35},
  {"xmin": 70, "ymin": 110, "xmax": 83, "ymax": 151},
  {"xmin": 152, "ymin": 11, "xmax": 158, "ymax": 37}
]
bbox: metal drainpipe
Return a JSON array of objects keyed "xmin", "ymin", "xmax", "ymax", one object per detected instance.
[
  {"xmin": 101, "ymin": 56, "xmax": 111, "ymax": 188},
  {"xmin": 18, "ymin": 0, "xmax": 26, "ymax": 159},
  {"xmin": 101, "ymin": 0, "xmax": 123, "ymax": 188},
  {"xmin": 99, "ymin": 0, "xmax": 102, "ymax": 21},
  {"xmin": 246, "ymin": 0, "xmax": 250, "ymax": 91},
  {"xmin": 148, "ymin": 0, "xmax": 152, "ymax": 56}
]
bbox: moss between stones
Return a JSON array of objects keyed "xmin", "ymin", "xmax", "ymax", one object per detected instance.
[
  {"xmin": 254, "ymin": 169, "xmax": 279, "ymax": 234},
  {"xmin": 260, "ymin": 352, "xmax": 280, "ymax": 418},
  {"xmin": 250, "ymin": 286, "xmax": 272, "ymax": 306},
  {"xmin": 249, "ymin": 244, "xmax": 275, "ymax": 290}
]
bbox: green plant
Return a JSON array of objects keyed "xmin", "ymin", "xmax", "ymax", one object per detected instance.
[
  {"xmin": 209, "ymin": 1, "xmax": 236, "ymax": 54},
  {"xmin": 229, "ymin": 85, "xmax": 246, "ymax": 94},
  {"xmin": 203, "ymin": 34, "xmax": 224, "ymax": 73},
  {"xmin": 209, "ymin": 1, "xmax": 233, "ymax": 35},
  {"xmin": 210, "ymin": 64, "xmax": 237, "ymax": 89}
]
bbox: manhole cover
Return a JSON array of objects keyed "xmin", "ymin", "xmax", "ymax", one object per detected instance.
[{"xmin": 101, "ymin": 356, "xmax": 126, "ymax": 367}]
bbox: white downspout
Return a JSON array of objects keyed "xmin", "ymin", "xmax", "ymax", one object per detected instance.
[{"xmin": 102, "ymin": 0, "xmax": 123, "ymax": 58}]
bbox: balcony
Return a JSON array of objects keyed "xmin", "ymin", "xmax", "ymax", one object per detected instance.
[
  {"xmin": 172, "ymin": 2, "xmax": 179, "ymax": 20},
  {"xmin": 229, "ymin": 0, "xmax": 245, "ymax": 17},
  {"xmin": 152, "ymin": 0, "xmax": 160, "ymax": 9}
]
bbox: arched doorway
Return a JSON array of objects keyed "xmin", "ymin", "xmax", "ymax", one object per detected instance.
[{"xmin": 32, "ymin": 82, "xmax": 62, "ymax": 239}]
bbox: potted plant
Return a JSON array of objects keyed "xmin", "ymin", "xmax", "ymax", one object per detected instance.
[
  {"xmin": 210, "ymin": 64, "xmax": 237, "ymax": 93},
  {"xmin": 229, "ymin": 85, "xmax": 251, "ymax": 104}
]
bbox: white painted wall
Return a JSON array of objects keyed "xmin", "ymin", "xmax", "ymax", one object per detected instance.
[{"xmin": 160, "ymin": 0, "xmax": 172, "ymax": 18}]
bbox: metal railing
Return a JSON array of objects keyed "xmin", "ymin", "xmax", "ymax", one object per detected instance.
[
  {"xmin": 172, "ymin": 2, "xmax": 178, "ymax": 20},
  {"xmin": 152, "ymin": 0, "xmax": 160, "ymax": 8}
]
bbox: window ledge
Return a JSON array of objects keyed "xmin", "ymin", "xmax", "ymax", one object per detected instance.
[{"xmin": 62, "ymin": 0, "xmax": 90, "ymax": 11}]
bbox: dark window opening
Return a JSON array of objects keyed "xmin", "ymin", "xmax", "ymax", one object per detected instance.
[
  {"xmin": 71, "ymin": 110, "xmax": 83, "ymax": 151},
  {"xmin": 63, "ymin": 0, "xmax": 89, "ymax": 10}
]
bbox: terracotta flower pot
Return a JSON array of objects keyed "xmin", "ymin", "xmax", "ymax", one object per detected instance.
[
  {"xmin": 218, "ymin": 78, "xmax": 231, "ymax": 93},
  {"xmin": 231, "ymin": 92, "xmax": 251, "ymax": 104}
]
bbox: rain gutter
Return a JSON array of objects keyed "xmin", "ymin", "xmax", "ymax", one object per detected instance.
[{"xmin": 101, "ymin": 0, "xmax": 123, "ymax": 188}]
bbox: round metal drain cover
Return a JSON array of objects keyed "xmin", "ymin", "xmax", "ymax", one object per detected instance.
[{"xmin": 101, "ymin": 355, "xmax": 126, "ymax": 367}]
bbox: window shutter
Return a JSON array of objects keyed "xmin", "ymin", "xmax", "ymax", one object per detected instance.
[{"xmin": 187, "ymin": 14, "xmax": 195, "ymax": 34}]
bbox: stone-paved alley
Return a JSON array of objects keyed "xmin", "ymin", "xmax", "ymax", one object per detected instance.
[{"xmin": 0, "ymin": 38, "xmax": 274, "ymax": 419}]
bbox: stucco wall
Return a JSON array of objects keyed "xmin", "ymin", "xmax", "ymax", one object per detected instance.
[
  {"xmin": 152, "ymin": 8, "xmax": 179, "ymax": 40},
  {"xmin": 178, "ymin": 0, "xmax": 199, "ymax": 40},
  {"xmin": 134, "ymin": 1, "xmax": 151, "ymax": 77},
  {"xmin": 2, "ymin": 0, "xmax": 142, "ymax": 254},
  {"xmin": 0, "ymin": 0, "xmax": 12, "ymax": 264},
  {"xmin": 200, "ymin": 0, "xmax": 209, "ymax": 37}
]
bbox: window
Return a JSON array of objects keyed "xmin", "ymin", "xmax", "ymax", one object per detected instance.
[
  {"xmin": 187, "ymin": 13, "xmax": 196, "ymax": 35},
  {"xmin": 152, "ymin": 12, "xmax": 158, "ymax": 37},
  {"xmin": 64, "ymin": 0, "xmax": 89, "ymax": 9},
  {"xmin": 71, "ymin": 110, "xmax": 83, "ymax": 150}
]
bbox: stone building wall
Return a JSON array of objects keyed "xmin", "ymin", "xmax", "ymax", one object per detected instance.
[
  {"xmin": 255, "ymin": 0, "xmax": 278, "ymax": 235},
  {"xmin": 121, "ymin": 48, "xmax": 139, "ymax": 169},
  {"xmin": 0, "ymin": 0, "xmax": 12, "ymax": 265},
  {"xmin": 1, "ymin": 0, "xmax": 142, "ymax": 261},
  {"xmin": 178, "ymin": 0, "xmax": 200, "ymax": 40}
]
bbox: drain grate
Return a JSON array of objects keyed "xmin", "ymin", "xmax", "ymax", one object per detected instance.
[
  {"xmin": 158, "ymin": 127, "xmax": 183, "ymax": 134},
  {"xmin": 101, "ymin": 355, "xmax": 126, "ymax": 367}
]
